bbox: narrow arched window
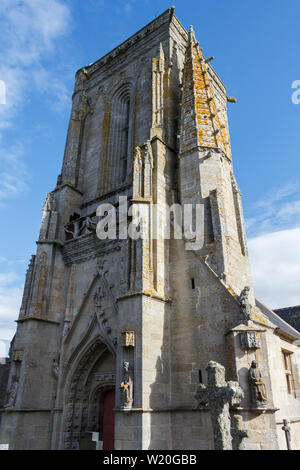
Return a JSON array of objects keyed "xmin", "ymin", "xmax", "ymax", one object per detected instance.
[
  {"xmin": 120, "ymin": 98, "xmax": 130, "ymax": 183},
  {"xmin": 107, "ymin": 83, "xmax": 132, "ymax": 192}
]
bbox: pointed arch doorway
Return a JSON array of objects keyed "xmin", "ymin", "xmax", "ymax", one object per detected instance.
[{"xmin": 63, "ymin": 339, "xmax": 116, "ymax": 450}]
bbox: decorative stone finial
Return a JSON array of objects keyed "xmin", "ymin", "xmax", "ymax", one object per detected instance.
[{"xmin": 188, "ymin": 25, "xmax": 196, "ymax": 43}]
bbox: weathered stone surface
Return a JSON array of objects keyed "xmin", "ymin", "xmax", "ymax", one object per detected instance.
[
  {"xmin": 195, "ymin": 361, "xmax": 243, "ymax": 450},
  {"xmin": 231, "ymin": 415, "xmax": 249, "ymax": 450},
  {"xmin": 1, "ymin": 7, "xmax": 300, "ymax": 451}
]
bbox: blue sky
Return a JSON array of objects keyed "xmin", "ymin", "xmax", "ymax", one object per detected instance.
[{"xmin": 0, "ymin": 0, "xmax": 300, "ymax": 344}]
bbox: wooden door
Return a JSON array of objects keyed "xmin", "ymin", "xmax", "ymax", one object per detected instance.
[{"xmin": 102, "ymin": 390, "xmax": 115, "ymax": 450}]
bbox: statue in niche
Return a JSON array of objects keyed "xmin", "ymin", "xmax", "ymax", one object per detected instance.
[
  {"xmin": 52, "ymin": 357, "xmax": 60, "ymax": 379},
  {"xmin": 248, "ymin": 360, "xmax": 267, "ymax": 405},
  {"xmin": 94, "ymin": 285, "xmax": 104, "ymax": 307},
  {"xmin": 120, "ymin": 361, "xmax": 133, "ymax": 409},
  {"xmin": 239, "ymin": 286, "xmax": 252, "ymax": 323}
]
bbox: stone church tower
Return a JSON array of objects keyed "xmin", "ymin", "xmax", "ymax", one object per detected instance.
[{"xmin": 1, "ymin": 8, "xmax": 300, "ymax": 450}]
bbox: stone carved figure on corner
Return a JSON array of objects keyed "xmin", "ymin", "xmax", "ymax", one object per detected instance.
[
  {"xmin": 248, "ymin": 360, "xmax": 267, "ymax": 405},
  {"xmin": 239, "ymin": 286, "xmax": 252, "ymax": 323},
  {"xmin": 120, "ymin": 361, "xmax": 133, "ymax": 409},
  {"xmin": 5, "ymin": 379, "xmax": 18, "ymax": 408},
  {"xmin": 43, "ymin": 192, "xmax": 56, "ymax": 213}
]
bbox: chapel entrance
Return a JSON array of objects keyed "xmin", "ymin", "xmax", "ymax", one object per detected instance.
[
  {"xmin": 102, "ymin": 390, "xmax": 115, "ymax": 450},
  {"xmin": 64, "ymin": 340, "xmax": 116, "ymax": 450}
]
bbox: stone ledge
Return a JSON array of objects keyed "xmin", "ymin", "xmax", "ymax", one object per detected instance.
[
  {"xmin": 80, "ymin": 183, "xmax": 132, "ymax": 209},
  {"xmin": 36, "ymin": 239, "xmax": 64, "ymax": 247},
  {"xmin": 179, "ymin": 145, "xmax": 231, "ymax": 163},
  {"xmin": 235, "ymin": 407, "xmax": 279, "ymax": 414},
  {"xmin": 115, "ymin": 407, "xmax": 208, "ymax": 413},
  {"xmin": 0, "ymin": 408, "xmax": 53, "ymax": 413},
  {"xmin": 17, "ymin": 316, "xmax": 60, "ymax": 325},
  {"xmin": 52, "ymin": 183, "xmax": 83, "ymax": 196},
  {"xmin": 117, "ymin": 292, "xmax": 171, "ymax": 303}
]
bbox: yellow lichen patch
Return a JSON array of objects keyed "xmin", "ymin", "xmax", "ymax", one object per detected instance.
[
  {"xmin": 251, "ymin": 308, "xmax": 269, "ymax": 325},
  {"xmin": 226, "ymin": 286, "xmax": 237, "ymax": 297},
  {"xmin": 192, "ymin": 43, "xmax": 232, "ymax": 158},
  {"xmin": 180, "ymin": 38, "xmax": 232, "ymax": 160}
]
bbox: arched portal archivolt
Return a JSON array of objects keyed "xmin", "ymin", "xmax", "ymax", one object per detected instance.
[{"xmin": 63, "ymin": 338, "xmax": 116, "ymax": 450}]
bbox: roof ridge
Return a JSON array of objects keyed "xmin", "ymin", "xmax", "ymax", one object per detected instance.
[
  {"xmin": 273, "ymin": 306, "xmax": 300, "ymax": 311},
  {"xmin": 256, "ymin": 298, "xmax": 300, "ymax": 338}
]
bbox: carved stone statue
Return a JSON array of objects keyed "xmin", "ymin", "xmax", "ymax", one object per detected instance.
[
  {"xmin": 248, "ymin": 360, "xmax": 267, "ymax": 405},
  {"xmin": 120, "ymin": 361, "xmax": 133, "ymax": 409},
  {"xmin": 239, "ymin": 286, "xmax": 252, "ymax": 323}
]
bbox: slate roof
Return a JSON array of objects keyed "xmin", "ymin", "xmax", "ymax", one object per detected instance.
[
  {"xmin": 256, "ymin": 299, "xmax": 300, "ymax": 341},
  {"xmin": 273, "ymin": 306, "xmax": 300, "ymax": 334}
]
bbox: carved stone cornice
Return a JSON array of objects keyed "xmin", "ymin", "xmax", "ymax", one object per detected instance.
[
  {"xmin": 52, "ymin": 183, "xmax": 83, "ymax": 196},
  {"xmin": 179, "ymin": 145, "xmax": 231, "ymax": 164},
  {"xmin": 36, "ymin": 240, "xmax": 64, "ymax": 247},
  {"xmin": 80, "ymin": 183, "xmax": 132, "ymax": 210},
  {"xmin": 61, "ymin": 233, "xmax": 124, "ymax": 266}
]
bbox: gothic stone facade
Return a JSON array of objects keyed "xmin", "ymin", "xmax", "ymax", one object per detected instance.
[{"xmin": 1, "ymin": 8, "xmax": 300, "ymax": 450}]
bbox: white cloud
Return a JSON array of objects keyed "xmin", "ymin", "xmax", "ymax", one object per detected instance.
[
  {"xmin": 0, "ymin": 271, "xmax": 23, "ymax": 343},
  {"xmin": 0, "ymin": 1, "xmax": 72, "ymax": 200},
  {"xmin": 0, "ymin": 257, "xmax": 25, "ymax": 266},
  {"xmin": 246, "ymin": 182, "xmax": 300, "ymax": 237},
  {"xmin": 124, "ymin": 2, "xmax": 132, "ymax": 15},
  {"xmin": 0, "ymin": 0, "xmax": 71, "ymax": 128},
  {"xmin": 248, "ymin": 227, "xmax": 300, "ymax": 309},
  {"xmin": 0, "ymin": 144, "xmax": 29, "ymax": 202},
  {"xmin": 32, "ymin": 66, "xmax": 71, "ymax": 112}
]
